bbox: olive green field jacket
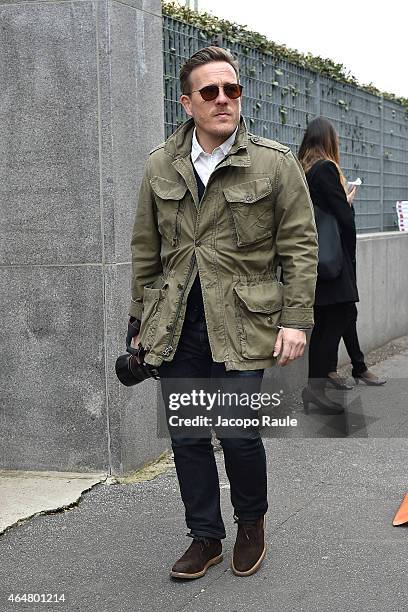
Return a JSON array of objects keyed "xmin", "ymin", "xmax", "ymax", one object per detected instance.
[{"xmin": 129, "ymin": 117, "xmax": 318, "ymax": 371}]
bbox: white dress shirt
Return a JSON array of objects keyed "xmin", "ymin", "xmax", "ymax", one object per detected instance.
[{"xmin": 191, "ymin": 127, "xmax": 238, "ymax": 187}]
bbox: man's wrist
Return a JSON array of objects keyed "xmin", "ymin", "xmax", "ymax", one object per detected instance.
[
  {"xmin": 126, "ymin": 317, "xmax": 141, "ymax": 346},
  {"xmin": 129, "ymin": 317, "xmax": 141, "ymax": 331}
]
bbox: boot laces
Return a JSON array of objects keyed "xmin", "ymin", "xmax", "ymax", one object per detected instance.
[{"xmin": 186, "ymin": 533, "xmax": 212, "ymax": 551}]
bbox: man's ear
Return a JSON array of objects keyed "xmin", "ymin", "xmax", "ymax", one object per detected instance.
[{"xmin": 180, "ymin": 94, "xmax": 193, "ymax": 117}]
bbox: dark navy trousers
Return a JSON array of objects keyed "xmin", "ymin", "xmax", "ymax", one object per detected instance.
[{"xmin": 158, "ymin": 285, "xmax": 268, "ymax": 540}]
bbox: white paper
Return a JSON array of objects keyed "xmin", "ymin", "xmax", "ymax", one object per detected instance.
[{"xmin": 348, "ymin": 178, "xmax": 362, "ymax": 186}]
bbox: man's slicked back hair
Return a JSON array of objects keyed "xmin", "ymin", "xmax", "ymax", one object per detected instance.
[{"xmin": 180, "ymin": 46, "xmax": 239, "ymax": 94}]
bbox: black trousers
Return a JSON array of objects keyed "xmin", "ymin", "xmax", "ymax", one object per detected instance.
[
  {"xmin": 328, "ymin": 303, "xmax": 367, "ymax": 376},
  {"xmin": 158, "ymin": 302, "xmax": 268, "ymax": 540},
  {"xmin": 308, "ymin": 302, "xmax": 356, "ymax": 381}
]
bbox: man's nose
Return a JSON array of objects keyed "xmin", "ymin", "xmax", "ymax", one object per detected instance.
[{"xmin": 215, "ymin": 87, "xmax": 229, "ymax": 104}]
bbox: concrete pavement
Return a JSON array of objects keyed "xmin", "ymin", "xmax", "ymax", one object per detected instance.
[
  {"xmin": 0, "ymin": 471, "xmax": 106, "ymax": 536},
  {"xmin": 0, "ymin": 344, "xmax": 407, "ymax": 611}
]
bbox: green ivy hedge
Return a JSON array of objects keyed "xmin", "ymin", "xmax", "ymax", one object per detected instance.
[{"xmin": 163, "ymin": 1, "xmax": 408, "ymax": 114}]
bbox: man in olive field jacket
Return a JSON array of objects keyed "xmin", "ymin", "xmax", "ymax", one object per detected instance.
[{"xmin": 127, "ymin": 46, "xmax": 318, "ymax": 580}]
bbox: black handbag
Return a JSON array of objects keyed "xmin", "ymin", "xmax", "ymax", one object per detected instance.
[
  {"xmin": 314, "ymin": 205, "xmax": 343, "ymax": 280},
  {"xmin": 308, "ymin": 162, "xmax": 343, "ymax": 280}
]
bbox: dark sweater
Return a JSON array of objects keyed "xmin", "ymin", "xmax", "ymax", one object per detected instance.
[{"xmin": 185, "ymin": 166, "xmax": 205, "ymax": 319}]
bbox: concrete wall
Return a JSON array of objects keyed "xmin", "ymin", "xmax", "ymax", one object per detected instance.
[
  {"xmin": 350, "ymin": 232, "xmax": 408, "ymax": 355},
  {"xmin": 0, "ymin": 0, "xmax": 167, "ymax": 474}
]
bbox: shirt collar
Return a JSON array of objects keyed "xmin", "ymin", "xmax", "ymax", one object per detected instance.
[{"xmin": 191, "ymin": 126, "xmax": 238, "ymax": 163}]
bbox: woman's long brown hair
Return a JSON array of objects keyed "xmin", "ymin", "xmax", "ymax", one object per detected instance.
[{"xmin": 298, "ymin": 117, "xmax": 347, "ymax": 192}]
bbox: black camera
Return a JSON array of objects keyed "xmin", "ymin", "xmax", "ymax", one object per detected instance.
[{"xmin": 115, "ymin": 344, "xmax": 159, "ymax": 387}]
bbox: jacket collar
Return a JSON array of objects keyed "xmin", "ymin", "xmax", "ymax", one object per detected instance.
[{"xmin": 164, "ymin": 116, "xmax": 251, "ymax": 168}]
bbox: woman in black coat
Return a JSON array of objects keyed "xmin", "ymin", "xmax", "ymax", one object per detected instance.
[
  {"xmin": 298, "ymin": 117, "xmax": 358, "ymax": 413},
  {"xmin": 327, "ymin": 196, "xmax": 386, "ymax": 388}
]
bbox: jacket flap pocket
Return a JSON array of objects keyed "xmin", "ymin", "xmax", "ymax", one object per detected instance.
[
  {"xmin": 150, "ymin": 176, "xmax": 187, "ymax": 200},
  {"xmin": 143, "ymin": 286, "xmax": 163, "ymax": 302},
  {"xmin": 234, "ymin": 281, "xmax": 282, "ymax": 313},
  {"xmin": 223, "ymin": 178, "xmax": 272, "ymax": 204}
]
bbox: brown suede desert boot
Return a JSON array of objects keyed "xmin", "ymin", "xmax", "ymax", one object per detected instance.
[
  {"xmin": 232, "ymin": 516, "xmax": 266, "ymax": 577},
  {"xmin": 170, "ymin": 537, "xmax": 223, "ymax": 579}
]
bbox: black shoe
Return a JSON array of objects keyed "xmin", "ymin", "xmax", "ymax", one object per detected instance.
[
  {"xmin": 170, "ymin": 536, "xmax": 223, "ymax": 579},
  {"xmin": 327, "ymin": 371, "xmax": 354, "ymax": 390},
  {"xmin": 354, "ymin": 370, "xmax": 386, "ymax": 386},
  {"xmin": 302, "ymin": 386, "xmax": 344, "ymax": 414}
]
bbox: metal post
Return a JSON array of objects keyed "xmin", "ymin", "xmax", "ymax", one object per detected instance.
[
  {"xmin": 380, "ymin": 94, "xmax": 384, "ymax": 231},
  {"xmin": 315, "ymin": 73, "xmax": 321, "ymax": 118}
]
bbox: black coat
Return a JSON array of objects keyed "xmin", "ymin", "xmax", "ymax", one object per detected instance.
[{"xmin": 306, "ymin": 160, "xmax": 359, "ymax": 306}]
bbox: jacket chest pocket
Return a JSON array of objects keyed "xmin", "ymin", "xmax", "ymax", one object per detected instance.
[
  {"xmin": 150, "ymin": 176, "xmax": 188, "ymax": 246},
  {"xmin": 223, "ymin": 178, "xmax": 274, "ymax": 247},
  {"xmin": 234, "ymin": 280, "xmax": 283, "ymax": 359}
]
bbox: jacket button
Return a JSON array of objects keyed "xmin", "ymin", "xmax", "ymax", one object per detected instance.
[
  {"xmin": 245, "ymin": 195, "xmax": 253, "ymax": 202},
  {"xmin": 195, "ymin": 240, "xmax": 202, "ymax": 247},
  {"xmin": 177, "ymin": 283, "xmax": 183, "ymax": 290}
]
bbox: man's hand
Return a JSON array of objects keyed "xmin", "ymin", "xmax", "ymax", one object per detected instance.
[
  {"xmin": 130, "ymin": 334, "xmax": 142, "ymax": 363},
  {"xmin": 130, "ymin": 334, "xmax": 140, "ymax": 348},
  {"xmin": 127, "ymin": 317, "xmax": 142, "ymax": 363},
  {"xmin": 273, "ymin": 327, "xmax": 306, "ymax": 366}
]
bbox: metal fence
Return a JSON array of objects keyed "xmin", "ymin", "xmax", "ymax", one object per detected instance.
[{"xmin": 163, "ymin": 15, "xmax": 408, "ymax": 233}]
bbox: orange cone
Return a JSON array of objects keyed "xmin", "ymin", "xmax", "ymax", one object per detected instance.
[{"xmin": 393, "ymin": 493, "xmax": 408, "ymax": 526}]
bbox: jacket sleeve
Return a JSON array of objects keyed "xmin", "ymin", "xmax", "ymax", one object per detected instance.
[
  {"xmin": 274, "ymin": 151, "xmax": 318, "ymax": 328},
  {"xmin": 128, "ymin": 157, "xmax": 163, "ymax": 319},
  {"xmin": 316, "ymin": 160, "xmax": 356, "ymax": 261}
]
